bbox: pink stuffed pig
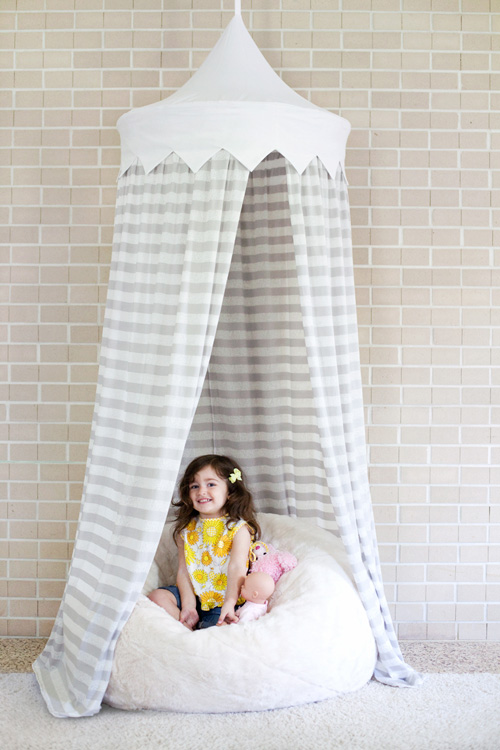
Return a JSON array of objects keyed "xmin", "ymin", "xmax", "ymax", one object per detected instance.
[{"xmin": 249, "ymin": 541, "xmax": 297, "ymax": 583}]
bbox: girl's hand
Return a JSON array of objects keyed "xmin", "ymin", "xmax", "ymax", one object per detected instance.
[
  {"xmin": 179, "ymin": 606, "xmax": 199, "ymax": 630},
  {"xmin": 217, "ymin": 602, "xmax": 239, "ymax": 626}
]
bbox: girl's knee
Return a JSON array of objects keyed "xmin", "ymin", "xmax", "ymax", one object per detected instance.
[
  {"xmin": 148, "ymin": 588, "xmax": 171, "ymax": 605},
  {"xmin": 147, "ymin": 589, "xmax": 180, "ymax": 619}
]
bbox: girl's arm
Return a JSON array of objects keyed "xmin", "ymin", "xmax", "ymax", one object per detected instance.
[
  {"xmin": 176, "ymin": 535, "xmax": 199, "ymax": 630},
  {"xmin": 217, "ymin": 524, "xmax": 251, "ymax": 626}
]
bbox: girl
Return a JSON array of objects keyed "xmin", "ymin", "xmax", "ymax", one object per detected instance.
[{"xmin": 148, "ymin": 455, "xmax": 260, "ymax": 630}]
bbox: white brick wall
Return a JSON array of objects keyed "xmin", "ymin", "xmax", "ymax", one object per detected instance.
[{"xmin": 2, "ymin": 0, "xmax": 499, "ymax": 639}]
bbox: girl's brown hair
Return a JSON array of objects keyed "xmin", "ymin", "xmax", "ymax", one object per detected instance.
[{"xmin": 172, "ymin": 455, "xmax": 260, "ymax": 542}]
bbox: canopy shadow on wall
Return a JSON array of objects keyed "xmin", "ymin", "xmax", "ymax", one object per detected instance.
[{"xmin": 34, "ymin": 11, "xmax": 423, "ymax": 718}]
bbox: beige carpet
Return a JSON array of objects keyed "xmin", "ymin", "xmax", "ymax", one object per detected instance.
[
  {"xmin": 2, "ymin": 640, "xmax": 500, "ymax": 750},
  {"xmin": 2, "ymin": 671, "xmax": 499, "ymax": 750},
  {"xmin": 2, "ymin": 638, "xmax": 500, "ymax": 674}
]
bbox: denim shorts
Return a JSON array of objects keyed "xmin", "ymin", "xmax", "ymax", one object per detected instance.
[{"xmin": 159, "ymin": 585, "xmax": 223, "ymax": 630}]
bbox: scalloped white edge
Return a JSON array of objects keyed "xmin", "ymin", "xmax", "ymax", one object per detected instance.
[{"xmin": 117, "ymin": 147, "xmax": 348, "ymax": 185}]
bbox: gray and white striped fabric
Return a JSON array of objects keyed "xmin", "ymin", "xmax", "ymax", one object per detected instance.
[
  {"xmin": 34, "ymin": 150, "xmax": 421, "ymax": 719},
  {"xmin": 286, "ymin": 158, "xmax": 422, "ymax": 686},
  {"xmin": 33, "ymin": 151, "xmax": 250, "ymax": 717},
  {"xmin": 179, "ymin": 153, "xmax": 336, "ymax": 530}
]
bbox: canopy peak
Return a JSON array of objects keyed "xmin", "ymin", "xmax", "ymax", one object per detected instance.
[{"xmin": 116, "ymin": 13, "xmax": 351, "ymax": 184}]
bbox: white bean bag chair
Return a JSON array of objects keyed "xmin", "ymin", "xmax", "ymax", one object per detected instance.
[{"xmin": 104, "ymin": 513, "xmax": 377, "ymax": 713}]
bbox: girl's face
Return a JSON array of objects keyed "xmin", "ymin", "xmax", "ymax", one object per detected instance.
[{"xmin": 188, "ymin": 465, "xmax": 229, "ymax": 519}]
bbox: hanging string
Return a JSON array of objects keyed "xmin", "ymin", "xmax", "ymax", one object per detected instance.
[
  {"xmin": 234, "ymin": 0, "xmax": 241, "ymax": 16},
  {"xmin": 206, "ymin": 364, "xmax": 217, "ymax": 454}
]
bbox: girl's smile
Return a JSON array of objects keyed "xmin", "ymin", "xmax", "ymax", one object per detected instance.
[{"xmin": 189, "ymin": 466, "xmax": 229, "ymax": 519}]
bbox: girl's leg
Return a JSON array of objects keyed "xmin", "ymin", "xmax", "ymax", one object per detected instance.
[
  {"xmin": 148, "ymin": 588, "xmax": 181, "ymax": 622},
  {"xmin": 197, "ymin": 606, "xmax": 222, "ymax": 629}
]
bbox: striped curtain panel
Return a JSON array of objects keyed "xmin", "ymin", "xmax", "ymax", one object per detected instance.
[
  {"xmin": 179, "ymin": 153, "xmax": 337, "ymax": 531},
  {"xmin": 286, "ymin": 158, "xmax": 421, "ymax": 686},
  {"xmin": 33, "ymin": 151, "xmax": 250, "ymax": 717}
]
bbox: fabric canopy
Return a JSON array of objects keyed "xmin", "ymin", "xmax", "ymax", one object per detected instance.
[
  {"xmin": 34, "ymin": 10, "xmax": 423, "ymax": 719},
  {"xmin": 117, "ymin": 13, "xmax": 351, "ymax": 179}
]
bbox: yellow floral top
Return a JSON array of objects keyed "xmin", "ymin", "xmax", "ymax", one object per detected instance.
[{"xmin": 181, "ymin": 516, "xmax": 249, "ymax": 611}]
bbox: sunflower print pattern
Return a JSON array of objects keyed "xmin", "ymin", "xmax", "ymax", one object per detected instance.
[
  {"xmin": 200, "ymin": 591, "xmax": 224, "ymax": 610},
  {"xmin": 211, "ymin": 572, "xmax": 227, "ymax": 591},
  {"xmin": 201, "ymin": 551, "xmax": 212, "ymax": 566},
  {"xmin": 193, "ymin": 569, "xmax": 208, "ymax": 585},
  {"xmin": 187, "ymin": 530, "xmax": 199, "ymax": 546},
  {"xmin": 181, "ymin": 516, "xmax": 249, "ymax": 611}
]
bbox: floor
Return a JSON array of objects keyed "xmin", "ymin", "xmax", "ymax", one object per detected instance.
[{"xmin": 1, "ymin": 638, "xmax": 499, "ymax": 674}]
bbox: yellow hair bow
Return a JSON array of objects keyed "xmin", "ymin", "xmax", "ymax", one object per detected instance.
[{"xmin": 229, "ymin": 468, "xmax": 242, "ymax": 484}]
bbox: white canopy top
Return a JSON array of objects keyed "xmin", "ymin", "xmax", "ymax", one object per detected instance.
[{"xmin": 117, "ymin": 12, "xmax": 351, "ymax": 180}]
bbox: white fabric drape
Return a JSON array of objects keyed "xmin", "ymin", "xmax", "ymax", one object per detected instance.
[
  {"xmin": 33, "ymin": 152, "xmax": 249, "ymax": 717},
  {"xmin": 117, "ymin": 15, "xmax": 351, "ymax": 181}
]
